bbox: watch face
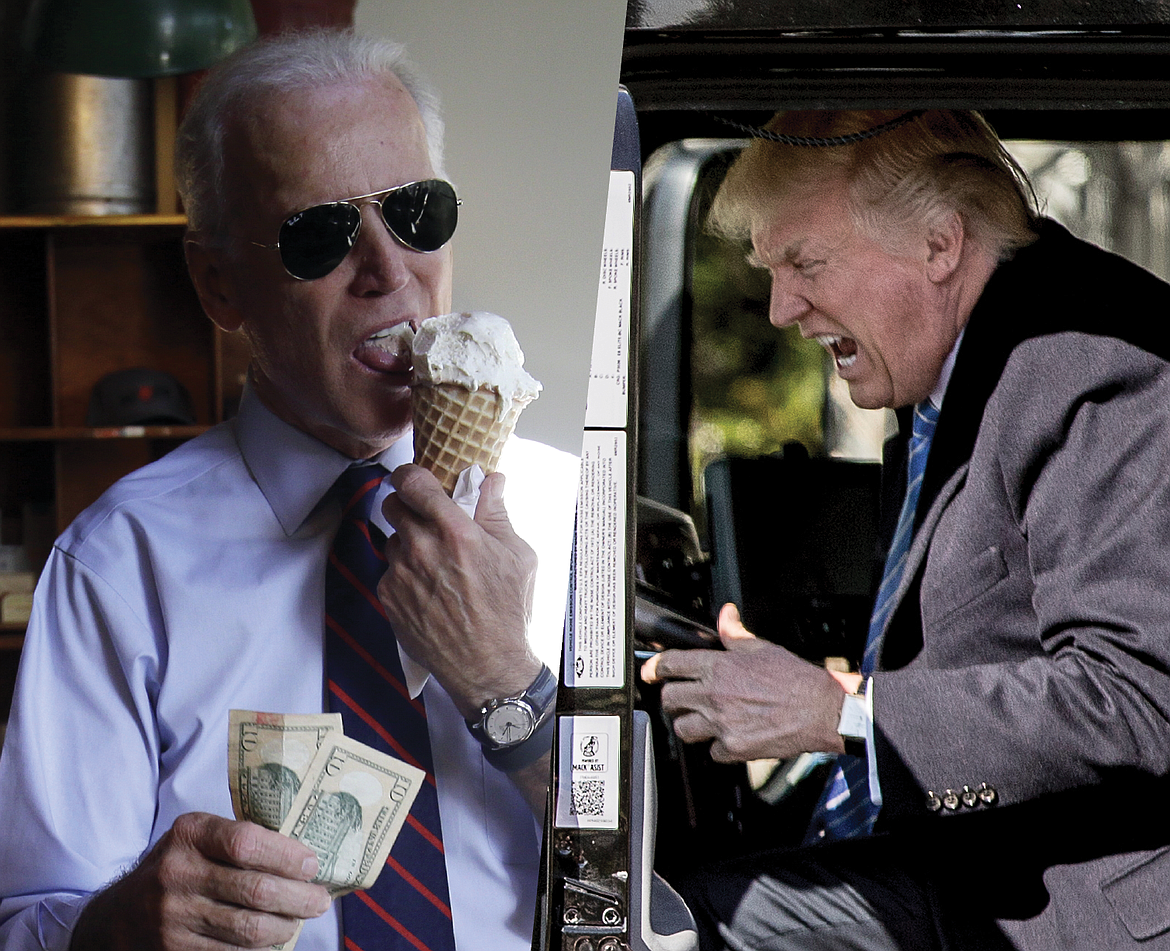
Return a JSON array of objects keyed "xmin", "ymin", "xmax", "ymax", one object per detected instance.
[{"xmin": 484, "ymin": 701, "xmax": 536, "ymax": 747}]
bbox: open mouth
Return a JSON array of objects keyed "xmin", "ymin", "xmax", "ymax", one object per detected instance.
[
  {"xmin": 815, "ymin": 333, "xmax": 858, "ymax": 369},
  {"xmin": 355, "ymin": 323, "xmax": 415, "ymax": 374}
]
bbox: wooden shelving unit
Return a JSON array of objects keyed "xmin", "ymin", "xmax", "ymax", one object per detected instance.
[
  {"xmin": 0, "ymin": 214, "xmax": 246, "ymax": 527},
  {"xmin": 0, "ymin": 214, "xmax": 250, "ymax": 718}
]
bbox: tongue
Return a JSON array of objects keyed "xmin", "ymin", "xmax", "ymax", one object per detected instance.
[{"xmin": 355, "ymin": 339, "xmax": 411, "ymax": 374}]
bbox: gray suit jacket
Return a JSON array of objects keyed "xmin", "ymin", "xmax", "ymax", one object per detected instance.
[{"xmin": 870, "ymin": 222, "xmax": 1170, "ymax": 948}]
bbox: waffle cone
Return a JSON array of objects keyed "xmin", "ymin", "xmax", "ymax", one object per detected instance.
[{"xmin": 412, "ymin": 383, "xmax": 526, "ymax": 495}]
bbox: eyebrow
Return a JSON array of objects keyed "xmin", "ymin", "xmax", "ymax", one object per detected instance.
[{"xmin": 748, "ymin": 240, "xmax": 814, "ymax": 270}]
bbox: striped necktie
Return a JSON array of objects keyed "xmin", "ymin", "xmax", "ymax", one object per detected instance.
[
  {"xmin": 323, "ymin": 463, "xmax": 457, "ymax": 951},
  {"xmin": 807, "ymin": 400, "xmax": 941, "ymax": 842}
]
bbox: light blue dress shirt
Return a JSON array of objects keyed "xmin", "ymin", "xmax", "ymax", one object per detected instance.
[{"xmin": 0, "ymin": 388, "xmax": 578, "ymax": 951}]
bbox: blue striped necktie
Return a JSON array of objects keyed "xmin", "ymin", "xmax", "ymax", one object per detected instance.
[
  {"xmin": 807, "ymin": 400, "xmax": 941, "ymax": 842},
  {"xmin": 323, "ymin": 463, "xmax": 457, "ymax": 951}
]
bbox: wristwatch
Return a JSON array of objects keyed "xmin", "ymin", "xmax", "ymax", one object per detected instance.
[
  {"xmin": 468, "ymin": 664, "xmax": 557, "ymax": 752},
  {"xmin": 837, "ymin": 676, "xmax": 869, "ymax": 759}
]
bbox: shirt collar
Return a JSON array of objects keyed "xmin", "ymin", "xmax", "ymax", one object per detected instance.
[
  {"xmin": 234, "ymin": 386, "xmax": 428, "ymax": 697},
  {"xmin": 927, "ymin": 327, "xmax": 965, "ymax": 412},
  {"xmin": 235, "ymin": 384, "xmax": 414, "ymax": 536}
]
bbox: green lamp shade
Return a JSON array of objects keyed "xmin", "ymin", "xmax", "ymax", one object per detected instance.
[{"xmin": 23, "ymin": 0, "xmax": 258, "ymax": 78}]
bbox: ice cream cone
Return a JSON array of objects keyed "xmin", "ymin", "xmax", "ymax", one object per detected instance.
[
  {"xmin": 412, "ymin": 382, "xmax": 526, "ymax": 495},
  {"xmin": 409, "ymin": 312, "xmax": 542, "ymax": 495}
]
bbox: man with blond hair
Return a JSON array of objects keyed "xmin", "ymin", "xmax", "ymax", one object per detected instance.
[{"xmin": 646, "ymin": 109, "xmax": 1170, "ymax": 949}]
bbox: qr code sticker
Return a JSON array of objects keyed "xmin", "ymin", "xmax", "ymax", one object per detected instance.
[{"xmin": 570, "ymin": 779, "xmax": 607, "ymax": 818}]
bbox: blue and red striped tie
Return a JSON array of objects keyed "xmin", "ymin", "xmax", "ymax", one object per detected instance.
[{"xmin": 324, "ymin": 463, "xmax": 457, "ymax": 951}]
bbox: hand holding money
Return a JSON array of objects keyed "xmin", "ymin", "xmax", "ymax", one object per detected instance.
[
  {"xmin": 68, "ymin": 812, "xmax": 328, "ymax": 951},
  {"xmin": 229, "ymin": 711, "xmax": 427, "ymax": 950}
]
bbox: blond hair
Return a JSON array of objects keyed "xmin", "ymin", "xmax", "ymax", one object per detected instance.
[{"xmin": 709, "ymin": 110, "xmax": 1038, "ymax": 260}]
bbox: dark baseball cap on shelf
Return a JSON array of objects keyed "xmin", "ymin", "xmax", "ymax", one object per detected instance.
[{"xmin": 85, "ymin": 368, "xmax": 196, "ymax": 427}]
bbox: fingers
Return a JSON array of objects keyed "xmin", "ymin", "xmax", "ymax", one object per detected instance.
[
  {"xmin": 654, "ymin": 685, "xmax": 747, "ymax": 762},
  {"xmin": 384, "ymin": 463, "xmax": 448, "ymax": 524},
  {"xmin": 180, "ymin": 813, "xmax": 317, "ymax": 881},
  {"xmin": 385, "ymin": 466, "xmax": 520, "ymax": 544},
  {"xmin": 643, "ymin": 654, "xmax": 720, "ymax": 741},
  {"xmin": 181, "ymin": 815, "xmax": 330, "ymax": 921},
  {"xmin": 718, "ymin": 602, "xmax": 756, "ymax": 642},
  {"xmin": 178, "ymin": 815, "xmax": 331, "ymax": 919},
  {"xmin": 640, "ymin": 605, "xmax": 752, "ymax": 684},
  {"xmin": 76, "ymin": 814, "xmax": 331, "ymax": 951},
  {"xmin": 640, "ymin": 644, "xmax": 719, "ymax": 685},
  {"xmin": 381, "ymin": 464, "xmax": 482, "ymax": 565},
  {"xmin": 657, "ymin": 680, "xmax": 712, "ymax": 721},
  {"xmin": 184, "ymin": 894, "xmax": 309, "ymax": 949},
  {"xmin": 656, "ymin": 693, "xmax": 756, "ymax": 763},
  {"xmin": 377, "ymin": 463, "xmax": 538, "ymax": 718},
  {"xmin": 669, "ymin": 709, "xmax": 716, "ymax": 746},
  {"xmin": 473, "ymin": 472, "xmax": 514, "ymax": 535}
]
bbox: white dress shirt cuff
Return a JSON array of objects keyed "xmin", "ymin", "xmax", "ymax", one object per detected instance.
[{"xmin": 864, "ymin": 675, "xmax": 881, "ymax": 808}]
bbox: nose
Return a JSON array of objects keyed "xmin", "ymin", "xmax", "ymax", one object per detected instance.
[
  {"xmin": 768, "ymin": 273, "xmax": 812, "ymax": 328},
  {"xmin": 347, "ymin": 201, "xmax": 410, "ymax": 296}
]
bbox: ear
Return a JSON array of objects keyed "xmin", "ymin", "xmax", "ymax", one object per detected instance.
[
  {"xmin": 185, "ymin": 237, "xmax": 246, "ymax": 333},
  {"xmin": 924, "ymin": 211, "xmax": 965, "ymax": 284}
]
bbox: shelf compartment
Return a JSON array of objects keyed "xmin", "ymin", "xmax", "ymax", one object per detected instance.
[
  {"xmin": 48, "ymin": 227, "xmax": 213, "ymax": 429},
  {"xmin": 0, "ymin": 230, "xmax": 51, "ymax": 428}
]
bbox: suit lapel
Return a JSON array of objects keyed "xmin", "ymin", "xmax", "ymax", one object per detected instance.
[
  {"xmin": 871, "ymin": 462, "xmax": 969, "ymax": 665},
  {"xmin": 873, "ymin": 233, "xmax": 1033, "ymax": 669},
  {"xmin": 874, "ymin": 219, "xmax": 1170, "ymax": 672}
]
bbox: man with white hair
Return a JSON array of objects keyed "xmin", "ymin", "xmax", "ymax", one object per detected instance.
[{"xmin": 0, "ymin": 30, "xmax": 577, "ymax": 951}]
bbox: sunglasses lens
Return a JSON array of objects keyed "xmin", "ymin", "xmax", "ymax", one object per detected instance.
[
  {"xmin": 380, "ymin": 180, "xmax": 459, "ymax": 252},
  {"xmin": 278, "ymin": 202, "xmax": 361, "ymax": 280}
]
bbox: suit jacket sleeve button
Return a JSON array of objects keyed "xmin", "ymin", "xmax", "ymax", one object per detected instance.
[
  {"xmin": 925, "ymin": 791, "xmax": 942, "ymax": 812},
  {"xmin": 977, "ymin": 782, "xmax": 998, "ymax": 805},
  {"xmin": 942, "ymin": 789, "xmax": 960, "ymax": 810},
  {"xmin": 961, "ymin": 785, "xmax": 978, "ymax": 808}
]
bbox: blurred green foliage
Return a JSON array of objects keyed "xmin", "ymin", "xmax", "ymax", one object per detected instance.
[{"xmin": 688, "ymin": 169, "xmax": 827, "ymax": 515}]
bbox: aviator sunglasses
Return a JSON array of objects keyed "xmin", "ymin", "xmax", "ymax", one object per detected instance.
[{"xmin": 252, "ymin": 178, "xmax": 460, "ymax": 281}]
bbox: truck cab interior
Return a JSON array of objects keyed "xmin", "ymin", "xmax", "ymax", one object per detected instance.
[{"xmin": 620, "ymin": 0, "xmax": 1170, "ymax": 897}]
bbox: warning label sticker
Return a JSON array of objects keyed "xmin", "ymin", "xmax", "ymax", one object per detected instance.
[
  {"xmin": 564, "ymin": 431, "xmax": 626, "ymax": 688},
  {"xmin": 554, "ymin": 714, "xmax": 621, "ymax": 830}
]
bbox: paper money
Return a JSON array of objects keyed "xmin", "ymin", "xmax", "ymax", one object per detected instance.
[
  {"xmin": 228, "ymin": 711, "xmax": 344, "ymax": 830},
  {"xmin": 228, "ymin": 712, "xmax": 427, "ymax": 951},
  {"xmin": 278, "ymin": 731, "xmax": 426, "ymax": 897}
]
